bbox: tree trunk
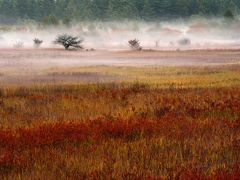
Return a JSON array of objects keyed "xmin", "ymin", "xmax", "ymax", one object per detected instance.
[{"xmin": 64, "ymin": 45, "xmax": 69, "ymax": 50}]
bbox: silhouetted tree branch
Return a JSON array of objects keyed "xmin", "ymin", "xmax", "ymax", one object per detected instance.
[
  {"xmin": 54, "ymin": 34, "xmax": 84, "ymax": 50},
  {"xmin": 33, "ymin": 38, "xmax": 43, "ymax": 48},
  {"xmin": 128, "ymin": 39, "xmax": 142, "ymax": 51}
]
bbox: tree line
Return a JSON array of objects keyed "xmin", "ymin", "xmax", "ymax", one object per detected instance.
[{"xmin": 0, "ymin": 0, "xmax": 239, "ymax": 24}]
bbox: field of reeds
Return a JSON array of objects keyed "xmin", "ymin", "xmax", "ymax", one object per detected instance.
[{"xmin": 0, "ymin": 65, "xmax": 240, "ymax": 179}]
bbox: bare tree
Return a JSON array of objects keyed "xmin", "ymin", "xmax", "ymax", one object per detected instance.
[
  {"xmin": 128, "ymin": 39, "xmax": 142, "ymax": 51},
  {"xmin": 33, "ymin": 38, "xmax": 43, "ymax": 48},
  {"xmin": 54, "ymin": 34, "xmax": 84, "ymax": 50},
  {"xmin": 155, "ymin": 40, "xmax": 159, "ymax": 48},
  {"xmin": 13, "ymin": 41, "xmax": 24, "ymax": 48},
  {"xmin": 178, "ymin": 38, "xmax": 191, "ymax": 46}
]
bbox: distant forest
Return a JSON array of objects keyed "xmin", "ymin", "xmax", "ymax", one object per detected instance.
[{"xmin": 0, "ymin": 0, "xmax": 239, "ymax": 24}]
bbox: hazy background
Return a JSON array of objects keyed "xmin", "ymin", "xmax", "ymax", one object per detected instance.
[
  {"xmin": 1, "ymin": 0, "xmax": 240, "ymax": 50},
  {"xmin": 0, "ymin": 18, "xmax": 240, "ymax": 50}
]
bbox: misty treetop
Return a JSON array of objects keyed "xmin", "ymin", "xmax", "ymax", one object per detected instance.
[{"xmin": 0, "ymin": 0, "xmax": 239, "ymax": 24}]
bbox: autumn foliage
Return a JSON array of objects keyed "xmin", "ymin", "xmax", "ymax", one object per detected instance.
[{"xmin": 0, "ymin": 82, "xmax": 239, "ymax": 179}]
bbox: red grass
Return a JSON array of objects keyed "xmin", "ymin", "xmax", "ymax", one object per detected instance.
[
  {"xmin": 0, "ymin": 116, "xmax": 239, "ymax": 149},
  {"xmin": 0, "ymin": 86, "xmax": 239, "ymax": 178}
]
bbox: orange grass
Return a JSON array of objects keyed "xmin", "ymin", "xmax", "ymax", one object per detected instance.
[{"xmin": 0, "ymin": 84, "xmax": 239, "ymax": 179}]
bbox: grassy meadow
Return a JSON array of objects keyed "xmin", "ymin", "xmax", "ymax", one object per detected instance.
[{"xmin": 0, "ymin": 64, "xmax": 239, "ymax": 179}]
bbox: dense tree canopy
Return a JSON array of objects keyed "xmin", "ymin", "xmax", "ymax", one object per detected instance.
[{"xmin": 0, "ymin": 0, "xmax": 239, "ymax": 24}]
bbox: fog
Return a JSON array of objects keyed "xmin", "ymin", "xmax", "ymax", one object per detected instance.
[{"xmin": 1, "ymin": 17, "xmax": 240, "ymax": 50}]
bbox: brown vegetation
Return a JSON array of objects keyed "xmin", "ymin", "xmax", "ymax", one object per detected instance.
[
  {"xmin": 0, "ymin": 83, "xmax": 239, "ymax": 179},
  {"xmin": 0, "ymin": 49, "xmax": 239, "ymax": 178}
]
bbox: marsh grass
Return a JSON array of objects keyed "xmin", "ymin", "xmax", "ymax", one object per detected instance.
[
  {"xmin": 45, "ymin": 65, "xmax": 240, "ymax": 88},
  {"xmin": 0, "ymin": 65, "xmax": 239, "ymax": 179}
]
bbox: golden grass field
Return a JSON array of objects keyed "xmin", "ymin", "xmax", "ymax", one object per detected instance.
[{"xmin": 0, "ymin": 49, "xmax": 239, "ymax": 179}]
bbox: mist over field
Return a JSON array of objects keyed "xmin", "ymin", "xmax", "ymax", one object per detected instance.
[
  {"xmin": 1, "ymin": 0, "xmax": 240, "ymax": 179},
  {"xmin": 1, "ymin": 17, "xmax": 240, "ymax": 50}
]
